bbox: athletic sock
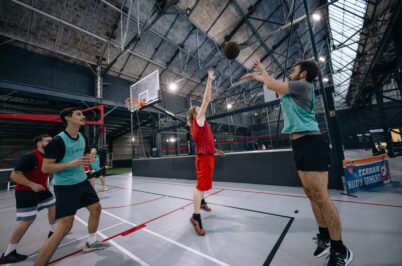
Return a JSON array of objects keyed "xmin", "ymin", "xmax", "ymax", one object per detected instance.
[
  {"xmin": 192, "ymin": 213, "xmax": 203, "ymax": 228},
  {"xmin": 49, "ymin": 223, "xmax": 56, "ymax": 232},
  {"xmin": 319, "ymin": 227, "xmax": 330, "ymax": 239},
  {"xmin": 88, "ymin": 233, "xmax": 97, "ymax": 245}
]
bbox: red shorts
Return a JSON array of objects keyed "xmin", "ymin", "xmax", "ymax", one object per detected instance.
[{"xmin": 195, "ymin": 155, "xmax": 215, "ymax": 191}]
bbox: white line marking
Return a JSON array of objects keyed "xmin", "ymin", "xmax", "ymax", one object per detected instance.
[
  {"xmin": 27, "ymin": 221, "xmax": 125, "ymax": 258},
  {"xmin": 75, "ymin": 216, "xmax": 149, "ymax": 266},
  {"xmin": 102, "ymin": 209, "xmax": 230, "ymax": 266}
]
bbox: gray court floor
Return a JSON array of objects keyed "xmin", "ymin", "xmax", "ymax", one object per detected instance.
[{"xmin": 1, "ymin": 160, "xmax": 402, "ymax": 265}]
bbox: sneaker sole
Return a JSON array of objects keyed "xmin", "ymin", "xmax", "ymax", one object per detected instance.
[
  {"xmin": 345, "ymin": 249, "xmax": 354, "ymax": 266},
  {"xmin": 83, "ymin": 245, "xmax": 110, "ymax": 253},
  {"xmin": 314, "ymin": 246, "xmax": 330, "ymax": 258}
]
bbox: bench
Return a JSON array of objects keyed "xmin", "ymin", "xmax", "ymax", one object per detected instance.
[{"xmin": 0, "ymin": 168, "xmax": 15, "ymax": 191}]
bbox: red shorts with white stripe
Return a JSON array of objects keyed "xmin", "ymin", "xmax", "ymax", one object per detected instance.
[{"xmin": 195, "ymin": 155, "xmax": 215, "ymax": 191}]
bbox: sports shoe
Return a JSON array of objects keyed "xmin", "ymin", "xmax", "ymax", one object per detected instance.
[
  {"xmin": 313, "ymin": 234, "xmax": 330, "ymax": 257},
  {"xmin": 190, "ymin": 216, "xmax": 205, "ymax": 236},
  {"xmin": 327, "ymin": 247, "xmax": 353, "ymax": 266},
  {"xmin": 200, "ymin": 204, "xmax": 212, "ymax": 212},
  {"xmin": 0, "ymin": 250, "xmax": 27, "ymax": 264},
  {"xmin": 83, "ymin": 240, "xmax": 111, "ymax": 253}
]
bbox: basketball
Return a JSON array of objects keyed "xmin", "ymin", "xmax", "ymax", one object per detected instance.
[{"xmin": 223, "ymin": 41, "xmax": 240, "ymax": 60}]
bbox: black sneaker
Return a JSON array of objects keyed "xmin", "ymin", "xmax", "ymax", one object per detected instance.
[
  {"xmin": 0, "ymin": 250, "xmax": 28, "ymax": 264},
  {"xmin": 48, "ymin": 231, "xmax": 54, "ymax": 238},
  {"xmin": 313, "ymin": 234, "xmax": 330, "ymax": 257},
  {"xmin": 327, "ymin": 247, "xmax": 353, "ymax": 266}
]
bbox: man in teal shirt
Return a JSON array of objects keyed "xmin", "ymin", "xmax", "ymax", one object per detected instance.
[
  {"xmin": 89, "ymin": 147, "xmax": 108, "ymax": 191},
  {"xmin": 242, "ymin": 59, "xmax": 352, "ymax": 266},
  {"xmin": 34, "ymin": 107, "xmax": 109, "ymax": 266}
]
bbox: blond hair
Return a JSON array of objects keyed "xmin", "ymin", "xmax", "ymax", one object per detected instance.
[{"xmin": 187, "ymin": 106, "xmax": 197, "ymax": 127}]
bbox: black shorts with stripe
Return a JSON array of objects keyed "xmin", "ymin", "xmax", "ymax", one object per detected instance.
[
  {"xmin": 54, "ymin": 180, "xmax": 99, "ymax": 220},
  {"xmin": 15, "ymin": 189, "xmax": 55, "ymax": 221}
]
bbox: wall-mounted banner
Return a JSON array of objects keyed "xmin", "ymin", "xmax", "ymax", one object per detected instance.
[{"xmin": 342, "ymin": 154, "xmax": 391, "ymax": 194}]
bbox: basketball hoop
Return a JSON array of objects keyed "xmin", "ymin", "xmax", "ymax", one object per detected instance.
[{"xmin": 125, "ymin": 97, "xmax": 145, "ymax": 112}]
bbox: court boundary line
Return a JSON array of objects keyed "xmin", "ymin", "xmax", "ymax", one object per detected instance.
[
  {"xmin": 104, "ymin": 184, "xmax": 295, "ymax": 265},
  {"xmin": 127, "ymin": 178, "xmax": 402, "ymax": 209},
  {"xmin": 26, "ymin": 221, "xmax": 125, "ymax": 260},
  {"xmin": 102, "ymin": 210, "xmax": 231, "ymax": 266},
  {"xmin": 46, "ymin": 189, "xmax": 226, "ymax": 265}
]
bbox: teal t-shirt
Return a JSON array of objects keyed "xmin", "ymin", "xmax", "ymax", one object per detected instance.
[
  {"xmin": 45, "ymin": 131, "xmax": 88, "ymax": 186},
  {"xmin": 280, "ymin": 81, "xmax": 320, "ymax": 134},
  {"xmin": 89, "ymin": 155, "xmax": 101, "ymax": 172}
]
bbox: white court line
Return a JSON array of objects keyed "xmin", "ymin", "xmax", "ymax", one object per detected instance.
[
  {"xmin": 27, "ymin": 221, "xmax": 125, "ymax": 259},
  {"xmin": 75, "ymin": 216, "xmax": 149, "ymax": 266},
  {"xmin": 102, "ymin": 209, "xmax": 230, "ymax": 266}
]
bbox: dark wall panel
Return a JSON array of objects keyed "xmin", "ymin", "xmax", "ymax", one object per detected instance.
[
  {"xmin": 132, "ymin": 150, "xmax": 343, "ymax": 189},
  {"xmin": 0, "ymin": 45, "xmax": 94, "ymax": 95}
]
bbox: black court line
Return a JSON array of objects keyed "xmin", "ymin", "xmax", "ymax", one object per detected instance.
[
  {"xmin": 106, "ymin": 184, "xmax": 295, "ymax": 264},
  {"xmin": 263, "ymin": 218, "xmax": 295, "ymax": 265},
  {"xmin": 107, "ymin": 184, "xmax": 294, "ymax": 219}
]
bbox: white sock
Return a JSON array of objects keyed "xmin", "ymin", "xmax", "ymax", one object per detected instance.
[
  {"xmin": 49, "ymin": 223, "xmax": 56, "ymax": 232},
  {"xmin": 88, "ymin": 233, "xmax": 97, "ymax": 245},
  {"xmin": 4, "ymin": 243, "xmax": 17, "ymax": 256}
]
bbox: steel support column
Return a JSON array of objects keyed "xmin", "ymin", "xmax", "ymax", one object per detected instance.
[{"xmin": 303, "ymin": 0, "xmax": 344, "ymax": 189}]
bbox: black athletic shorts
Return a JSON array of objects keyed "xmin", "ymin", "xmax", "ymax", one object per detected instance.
[
  {"xmin": 53, "ymin": 180, "xmax": 99, "ymax": 220},
  {"xmin": 15, "ymin": 189, "xmax": 55, "ymax": 221},
  {"xmin": 93, "ymin": 167, "xmax": 106, "ymax": 178},
  {"xmin": 86, "ymin": 171, "xmax": 93, "ymax": 180},
  {"xmin": 291, "ymin": 134, "xmax": 330, "ymax": 172}
]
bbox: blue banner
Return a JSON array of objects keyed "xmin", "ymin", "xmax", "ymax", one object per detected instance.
[{"xmin": 343, "ymin": 155, "xmax": 391, "ymax": 194}]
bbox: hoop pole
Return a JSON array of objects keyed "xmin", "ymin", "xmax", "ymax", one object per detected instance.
[{"xmin": 130, "ymin": 111, "xmax": 134, "ymax": 159}]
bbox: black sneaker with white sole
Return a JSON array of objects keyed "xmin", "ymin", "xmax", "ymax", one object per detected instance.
[
  {"xmin": 313, "ymin": 234, "xmax": 330, "ymax": 257},
  {"xmin": 327, "ymin": 247, "xmax": 354, "ymax": 266},
  {"xmin": 0, "ymin": 250, "xmax": 28, "ymax": 264}
]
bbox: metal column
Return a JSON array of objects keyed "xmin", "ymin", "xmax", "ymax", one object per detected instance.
[{"xmin": 303, "ymin": 0, "xmax": 344, "ymax": 189}]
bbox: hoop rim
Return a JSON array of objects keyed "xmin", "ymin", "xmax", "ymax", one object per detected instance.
[{"xmin": 125, "ymin": 97, "xmax": 145, "ymax": 111}]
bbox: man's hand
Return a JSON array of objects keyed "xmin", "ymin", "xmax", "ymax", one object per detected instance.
[
  {"xmin": 30, "ymin": 182, "xmax": 46, "ymax": 192},
  {"xmin": 207, "ymin": 68, "xmax": 215, "ymax": 81},
  {"xmin": 253, "ymin": 59, "xmax": 265, "ymax": 72},
  {"xmin": 70, "ymin": 155, "xmax": 93, "ymax": 167},
  {"xmin": 240, "ymin": 72, "xmax": 265, "ymax": 83},
  {"xmin": 216, "ymin": 149, "xmax": 225, "ymax": 158}
]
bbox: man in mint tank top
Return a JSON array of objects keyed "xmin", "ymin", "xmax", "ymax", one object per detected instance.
[
  {"xmin": 89, "ymin": 147, "xmax": 108, "ymax": 191},
  {"xmin": 241, "ymin": 59, "xmax": 352, "ymax": 266},
  {"xmin": 34, "ymin": 107, "xmax": 109, "ymax": 266}
]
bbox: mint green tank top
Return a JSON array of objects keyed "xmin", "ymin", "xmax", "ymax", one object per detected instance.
[{"xmin": 52, "ymin": 131, "xmax": 87, "ymax": 185}]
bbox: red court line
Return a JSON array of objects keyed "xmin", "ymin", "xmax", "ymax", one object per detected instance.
[
  {"xmin": 116, "ymin": 188, "xmax": 224, "ymax": 232},
  {"xmin": 133, "ymin": 179, "xmax": 402, "ymax": 209},
  {"xmin": 47, "ymin": 189, "xmax": 224, "ymax": 265},
  {"xmin": 102, "ymin": 196, "xmax": 166, "ymax": 210},
  {"xmin": 48, "ymin": 249, "xmax": 82, "ymax": 265}
]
